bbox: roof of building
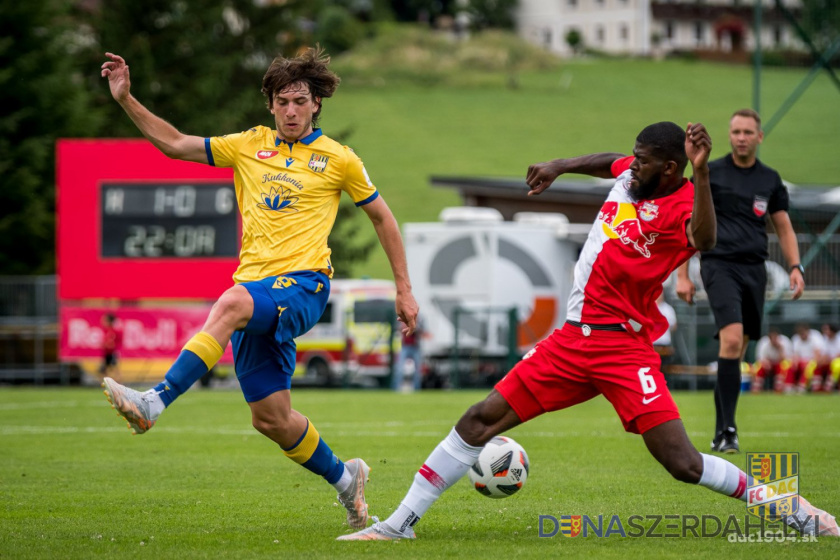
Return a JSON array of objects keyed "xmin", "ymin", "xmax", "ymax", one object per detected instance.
[{"xmin": 430, "ymin": 175, "xmax": 840, "ymax": 223}]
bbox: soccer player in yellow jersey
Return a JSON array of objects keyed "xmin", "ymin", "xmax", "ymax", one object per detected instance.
[{"xmin": 99, "ymin": 48, "xmax": 419, "ymax": 530}]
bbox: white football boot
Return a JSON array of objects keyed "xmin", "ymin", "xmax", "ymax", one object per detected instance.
[
  {"xmin": 102, "ymin": 377, "xmax": 159, "ymax": 435},
  {"xmin": 337, "ymin": 458, "xmax": 371, "ymax": 529}
]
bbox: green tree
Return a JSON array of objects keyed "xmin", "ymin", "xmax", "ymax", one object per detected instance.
[
  {"xmin": 799, "ymin": 0, "xmax": 840, "ymax": 51},
  {"xmin": 0, "ymin": 0, "xmax": 101, "ymax": 274},
  {"xmin": 328, "ymin": 201, "xmax": 378, "ymax": 278},
  {"xmin": 565, "ymin": 28, "xmax": 584, "ymax": 55},
  {"xmin": 83, "ymin": 0, "xmax": 308, "ymax": 138},
  {"xmin": 316, "ymin": 5, "xmax": 365, "ymax": 55},
  {"xmin": 390, "ymin": 0, "xmax": 457, "ymax": 22},
  {"xmin": 465, "ymin": 0, "xmax": 519, "ymax": 30},
  {"xmin": 327, "ymin": 127, "xmax": 377, "ymax": 278}
]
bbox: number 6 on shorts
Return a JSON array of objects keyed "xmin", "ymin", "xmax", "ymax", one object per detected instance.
[{"xmin": 638, "ymin": 367, "xmax": 657, "ymax": 395}]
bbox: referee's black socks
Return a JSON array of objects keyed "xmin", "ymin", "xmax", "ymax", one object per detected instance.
[{"xmin": 716, "ymin": 357, "xmax": 742, "ymax": 433}]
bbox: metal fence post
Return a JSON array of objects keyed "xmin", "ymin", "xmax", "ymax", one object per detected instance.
[
  {"xmin": 507, "ymin": 307, "xmax": 518, "ymax": 371},
  {"xmin": 388, "ymin": 307, "xmax": 397, "ymax": 390},
  {"xmin": 452, "ymin": 307, "xmax": 461, "ymax": 389}
]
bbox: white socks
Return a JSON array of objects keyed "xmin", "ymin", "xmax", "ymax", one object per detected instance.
[
  {"xmin": 385, "ymin": 428, "xmax": 482, "ymax": 533},
  {"xmin": 142, "ymin": 389, "xmax": 166, "ymax": 419},
  {"xmin": 697, "ymin": 453, "xmax": 747, "ymax": 500},
  {"xmin": 333, "ymin": 465, "xmax": 353, "ymax": 494}
]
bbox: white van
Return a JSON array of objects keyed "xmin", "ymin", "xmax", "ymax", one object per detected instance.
[{"xmin": 294, "ymin": 279, "xmax": 398, "ymax": 386}]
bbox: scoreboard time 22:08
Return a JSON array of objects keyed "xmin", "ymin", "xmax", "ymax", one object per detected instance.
[{"xmin": 100, "ymin": 183, "xmax": 238, "ymax": 258}]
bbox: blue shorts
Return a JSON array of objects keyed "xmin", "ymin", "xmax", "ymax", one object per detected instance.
[{"xmin": 231, "ymin": 271, "xmax": 330, "ymax": 402}]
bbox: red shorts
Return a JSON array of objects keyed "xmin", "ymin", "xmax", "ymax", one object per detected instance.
[{"xmin": 495, "ymin": 324, "xmax": 680, "ymax": 434}]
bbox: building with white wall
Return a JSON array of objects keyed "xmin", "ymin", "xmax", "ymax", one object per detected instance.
[{"xmin": 517, "ymin": 0, "xmax": 803, "ymax": 57}]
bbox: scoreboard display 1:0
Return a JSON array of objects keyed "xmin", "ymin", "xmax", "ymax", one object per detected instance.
[{"xmin": 101, "ymin": 183, "xmax": 238, "ymax": 258}]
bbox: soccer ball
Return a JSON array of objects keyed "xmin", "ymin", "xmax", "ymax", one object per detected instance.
[{"xmin": 468, "ymin": 436, "xmax": 529, "ymax": 499}]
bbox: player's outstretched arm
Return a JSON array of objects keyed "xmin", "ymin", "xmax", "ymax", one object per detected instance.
[
  {"xmin": 684, "ymin": 122, "xmax": 716, "ymax": 252},
  {"xmin": 101, "ymin": 52, "xmax": 208, "ymax": 164},
  {"xmin": 360, "ymin": 196, "xmax": 419, "ymax": 335},
  {"xmin": 525, "ymin": 153, "xmax": 624, "ymax": 196}
]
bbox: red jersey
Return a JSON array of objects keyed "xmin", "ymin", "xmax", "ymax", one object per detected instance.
[
  {"xmin": 565, "ymin": 156, "xmax": 696, "ymax": 343},
  {"xmin": 103, "ymin": 325, "xmax": 122, "ymax": 355}
]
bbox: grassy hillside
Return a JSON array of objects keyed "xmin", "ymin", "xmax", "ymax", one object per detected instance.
[{"xmin": 320, "ymin": 58, "xmax": 839, "ymax": 278}]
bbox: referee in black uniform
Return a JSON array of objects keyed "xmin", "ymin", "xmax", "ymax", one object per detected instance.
[{"xmin": 676, "ymin": 108, "xmax": 805, "ymax": 454}]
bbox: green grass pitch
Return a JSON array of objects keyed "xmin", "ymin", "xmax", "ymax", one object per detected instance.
[{"xmin": 1, "ymin": 387, "xmax": 838, "ymax": 558}]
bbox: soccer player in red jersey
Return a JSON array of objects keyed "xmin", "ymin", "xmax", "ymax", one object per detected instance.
[
  {"xmin": 99, "ymin": 313, "xmax": 122, "ymax": 380},
  {"xmin": 752, "ymin": 327, "xmax": 793, "ymax": 393},
  {"xmin": 338, "ymin": 121, "xmax": 838, "ymax": 541}
]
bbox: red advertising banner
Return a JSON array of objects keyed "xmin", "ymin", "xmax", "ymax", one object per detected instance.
[{"xmin": 60, "ymin": 306, "xmax": 233, "ymax": 363}]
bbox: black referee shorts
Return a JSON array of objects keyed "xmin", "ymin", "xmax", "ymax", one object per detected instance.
[{"xmin": 700, "ymin": 259, "xmax": 767, "ymax": 340}]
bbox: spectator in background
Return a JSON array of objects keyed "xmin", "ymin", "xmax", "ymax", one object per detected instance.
[
  {"xmin": 99, "ymin": 313, "xmax": 122, "ymax": 381},
  {"xmin": 789, "ymin": 323, "xmax": 826, "ymax": 394},
  {"xmin": 817, "ymin": 323, "xmax": 840, "ymax": 392},
  {"xmin": 393, "ymin": 315, "xmax": 425, "ymax": 391},
  {"xmin": 752, "ymin": 327, "xmax": 792, "ymax": 393}
]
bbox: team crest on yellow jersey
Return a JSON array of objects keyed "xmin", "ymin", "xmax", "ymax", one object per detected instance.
[
  {"xmin": 258, "ymin": 186, "xmax": 299, "ymax": 213},
  {"xmin": 308, "ymin": 153, "xmax": 329, "ymax": 173}
]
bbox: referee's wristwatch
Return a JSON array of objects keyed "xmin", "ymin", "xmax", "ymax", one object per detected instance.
[{"xmin": 790, "ymin": 263, "xmax": 805, "ymax": 275}]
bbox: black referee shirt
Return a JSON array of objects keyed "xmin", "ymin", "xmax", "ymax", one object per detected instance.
[{"xmin": 698, "ymin": 153, "xmax": 789, "ymax": 264}]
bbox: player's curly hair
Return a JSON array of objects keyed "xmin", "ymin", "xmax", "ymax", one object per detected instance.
[
  {"xmin": 636, "ymin": 121, "xmax": 688, "ymax": 171},
  {"xmin": 261, "ymin": 46, "xmax": 341, "ymax": 126}
]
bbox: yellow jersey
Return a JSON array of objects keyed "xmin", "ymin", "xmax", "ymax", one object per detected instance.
[{"xmin": 205, "ymin": 127, "xmax": 378, "ymax": 282}]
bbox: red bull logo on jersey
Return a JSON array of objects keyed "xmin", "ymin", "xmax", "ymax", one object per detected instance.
[
  {"xmin": 308, "ymin": 153, "xmax": 329, "ymax": 173},
  {"xmin": 599, "ymin": 201, "xmax": 659, "ymax": 258},
  {"xmin": 256, "ymin": 150, "xmax": 279, "ymax": 160},
  {"xmin": 639, "ymin": 201, "xmax": 659, "ymax": 222}
]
